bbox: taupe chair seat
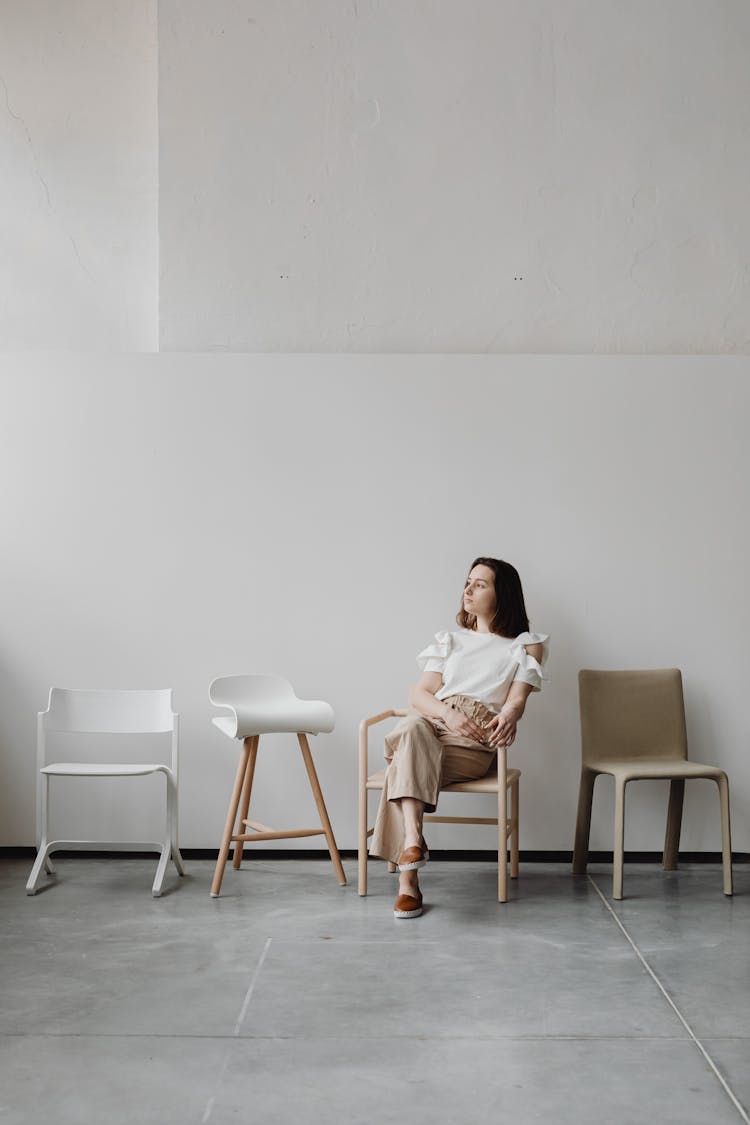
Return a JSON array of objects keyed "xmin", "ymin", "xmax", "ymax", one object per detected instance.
[
  {"xmin": 359, "ymin": 709, "xmax": 520, "ymax": 902},
  {"xmin": 573, "ymin": 669, "xmax": 732, "ymax": 901},
  {"xmin": 585, "ymin": 759, "xmax": 727, "ymax": 781}
]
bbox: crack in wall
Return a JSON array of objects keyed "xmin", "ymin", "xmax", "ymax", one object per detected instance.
[{"xmin": 1, "ymin": 72, "xmax": 52, "ymax": 208}]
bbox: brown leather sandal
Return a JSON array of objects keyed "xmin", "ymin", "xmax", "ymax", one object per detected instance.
[
  {"xmin": 396, "ymin": 840, "xmax": 429, "ymax": 871},
  {"xmin": 393, "ymin": 890, "xmax": 423, "ymax": 918}
]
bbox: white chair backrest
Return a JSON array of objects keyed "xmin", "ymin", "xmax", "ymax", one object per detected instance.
[
  {"xmin": 209, "ymin": 675, "xmax": 297, "ymax": 708},
  {"xmin": 42, "ymin": 689, "xmax": 175, "ymax": 733}
]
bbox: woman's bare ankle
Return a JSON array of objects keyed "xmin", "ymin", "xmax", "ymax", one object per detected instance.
[{"xmin": 399, "ymin": 870, "xmax": 420, "ymax": 894}]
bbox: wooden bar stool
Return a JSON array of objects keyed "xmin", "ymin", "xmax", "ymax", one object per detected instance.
[{"xmin": 209, "ymin": 674, "xmax": 346, "ymax": 897}]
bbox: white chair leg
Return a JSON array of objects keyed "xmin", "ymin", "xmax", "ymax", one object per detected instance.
[
  {"xmin": 168, "ymin": 775, "xmax": 185, "ymax": 876},
  {"xmin": 27, "ymin": 775, "xmax": 52, "ymax": 895},
  {"xmin": 26, "ymin": 841, "xmax": 53, "ymax": 895},
  {"xmin": 44, "ymin": 856, "xmax": 56, "ymax": 875},
  {"xmin": 152, "ymin": 835, "xmax": 170, "ymax": 897}
]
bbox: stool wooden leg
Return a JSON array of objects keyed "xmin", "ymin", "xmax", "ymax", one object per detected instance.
[
  {"xmin": 510, "ymin": 777, "xmax": 519, "ymax": 879},
  {"xmin": 211, "ymin": 737, "xmax": 252, "ymax": 898},
  {"xmin": 297, "ymin": 733, "xmax": 347, "ymax": 885},
  {"xmin": 233, "ymin": 736, "xmax": 259, "ymax": 870}
]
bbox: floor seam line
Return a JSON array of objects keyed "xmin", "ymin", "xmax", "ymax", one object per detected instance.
[
  {"xmin": 588, "ymin": 874, "xmax": 749, "ymax": 1124},
  {"xmin": 201, "ymin": 936, "xmax": 272, "ymax": 1123}
]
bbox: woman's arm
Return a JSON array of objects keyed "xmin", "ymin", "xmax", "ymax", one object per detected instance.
[
  {"xmin": 486, "ymin": 642, "xmax": 544, "ymax": 748},
  {"xmin": 408, "ymin": 672, "xmax": 485, "ymax": 741}
]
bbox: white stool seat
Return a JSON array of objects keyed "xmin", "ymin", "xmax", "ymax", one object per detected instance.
[{"xmin": 209, "ymin": 674, "xmax": 334, "ymax": 738}]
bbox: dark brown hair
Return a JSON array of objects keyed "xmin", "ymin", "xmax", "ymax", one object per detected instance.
[{"xmin": 456, "ymin": 556, "xmax": 530, "ymax": 637}]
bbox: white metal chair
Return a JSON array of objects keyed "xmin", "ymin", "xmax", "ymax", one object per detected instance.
[
  {"xmin": 358, "ymin": 709, "xmax": 520, "ymax": 902},
  {"xmin": 26, "ymin": 688, "xmax": 185, "ymax": 897},
  {"xmin": 209, "ymin": 674, "xmax": 346, "ymax": 897}
]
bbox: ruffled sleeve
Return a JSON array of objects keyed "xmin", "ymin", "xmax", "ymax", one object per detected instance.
[
  {"xmin": 416, "ymin": 630, "xmax": 453, "ymax": 674},
  {"xmin": 509, "ymin": 631, "xmax": 549, "ymax": 691}
]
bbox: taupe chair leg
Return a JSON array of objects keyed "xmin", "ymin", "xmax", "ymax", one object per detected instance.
[
  {"xmin": 233, "ymin": 736, "xmax": 259, "ymax": 870},
  {"xmin": 613, "ymin": 778, "xmax": 627, "ymax": 900},
  {"xmin": 498, "ymin": 770, "xmax": 508, "ymax": 903},
  {"xmin": 573, "ymin": 769, "xmax": 597, "ymax": 874},
  {"xmin": 717, "ymin": 773, "xmax": 733, "ymax": 896},
  {"xmin": 663, "ymin": 778, "xmax": 684, "ymax": 870},
  {"xmin": 510, "ymin": 777, "xmax": 519, "ymax": 879},
  {"xmin": 211, "ymin": 737, "xmax": 252, "ymax": 898},
  {"xmin": 387, "ymin": 861, "xmax": 397, "ymax": 873},
  {"xmin": 297, "ymin": 734, "xmax": 347, "ymax": 886}
]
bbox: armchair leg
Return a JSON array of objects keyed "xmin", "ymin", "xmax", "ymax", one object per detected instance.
[
  {"xmin": 499, "ymin": 756, "xmax": 510, "ymax": 904},
  {"xmin": 613, "ymin": 779, "xmax": 627, "ymax": 900},
  {"xmin": 211, "ymin": 737, "xmax": 252, "ymax": 898},
  {"xmin": 233, "ymin": 736, "xmax": 259, "ymax": 870},
  {"xmin": 717, "ymin": 773, "xmax": 733, "ymax": 896},
  {"xmin": 297, "ymin": 734, "xmax": 346, "ymax": 886},
  {"xmin": 573, "ymin": 769, "xmax": 597, "ymax": 874},
  {"xmin": 358, "ymin": 794, "xmax": 368, "ymax": 898},
  {"xmin": 510, "ymin": 778, "xmax": 519, "ymax": 879},
  {"xmin": 663, "ymin": 779, "xmax": 685, "ymax": 870}
]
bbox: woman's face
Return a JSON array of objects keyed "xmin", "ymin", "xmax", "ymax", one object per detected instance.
[{"xmin": 463, "ymin": 565, "xmax": 497, "ymax": 621}]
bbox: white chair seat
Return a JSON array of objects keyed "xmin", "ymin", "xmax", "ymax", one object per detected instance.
[{"xmin": 42, "ymin": 762, "xmax": 170, "ymax": 777}]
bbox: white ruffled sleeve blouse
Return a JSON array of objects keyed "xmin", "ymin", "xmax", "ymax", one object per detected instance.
[{"xmin": 416, "ymin": 628, "xmax": 549, "ymax": 712}]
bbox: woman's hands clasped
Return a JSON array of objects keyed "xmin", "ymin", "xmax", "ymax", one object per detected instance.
[
  {"xmin": 441, "ymin": 705, "xmax": 486, "ymax": 742},
  {"xmin": 442, "ymin": 703, "xmax": 519, "ymax": 749},
  {"xmin": 485, "ymin": 707, "xmax": 519, "ymax": 749}
]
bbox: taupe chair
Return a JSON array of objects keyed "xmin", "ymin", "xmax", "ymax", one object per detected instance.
[
  {"xmin": 358, "ymin": 709, "xmax": 520, "ymax": 902},
  {"xmin": 573, "ymin": 668, "xmax": 732, "ymax": 900}
]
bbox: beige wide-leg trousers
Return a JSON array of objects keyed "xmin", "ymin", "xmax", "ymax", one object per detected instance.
[{"xmin": 369, "ymin": 695, "xmax": 498, "ymax": 864}]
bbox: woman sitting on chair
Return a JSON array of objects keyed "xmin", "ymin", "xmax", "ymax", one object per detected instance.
[{"xmin": 369, "ymin": 556, "xmax": 548, "ymax": 919}]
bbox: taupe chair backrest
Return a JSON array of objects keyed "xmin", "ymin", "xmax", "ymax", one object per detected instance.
[{"xmin": 578, "ymin": 668, "xmax": 688, "ymax": 765}]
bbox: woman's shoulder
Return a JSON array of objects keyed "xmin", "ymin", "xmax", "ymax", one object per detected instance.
[
  {"xmin": 511, "ymin": 631, "xmax": 550, "ymax": 662},
  {"xmin": 513, "ymin": 630, "xmax": 549, "ymax": 645}
]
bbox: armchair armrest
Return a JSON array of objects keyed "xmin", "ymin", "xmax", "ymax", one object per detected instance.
[{"xmin": 358, "ymin": 709, "xmax": 408, "ymax": 784}]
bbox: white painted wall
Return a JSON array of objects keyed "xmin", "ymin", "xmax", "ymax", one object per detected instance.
[
  {"xmin": 1, "ymin": 355, "xmax": 748, "ymax": 856},
  {"xmin": 0, "ymin": 1, "xmax": 158, "ymax": 350},
  {"xmin": 159, "ymin": 0, "xmax": 750, "ymax": 353}
]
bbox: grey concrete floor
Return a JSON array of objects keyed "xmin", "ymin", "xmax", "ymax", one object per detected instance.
[{"xmin": 0, "ymin": 856, "xmax": 748, "ymax": 1125}]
